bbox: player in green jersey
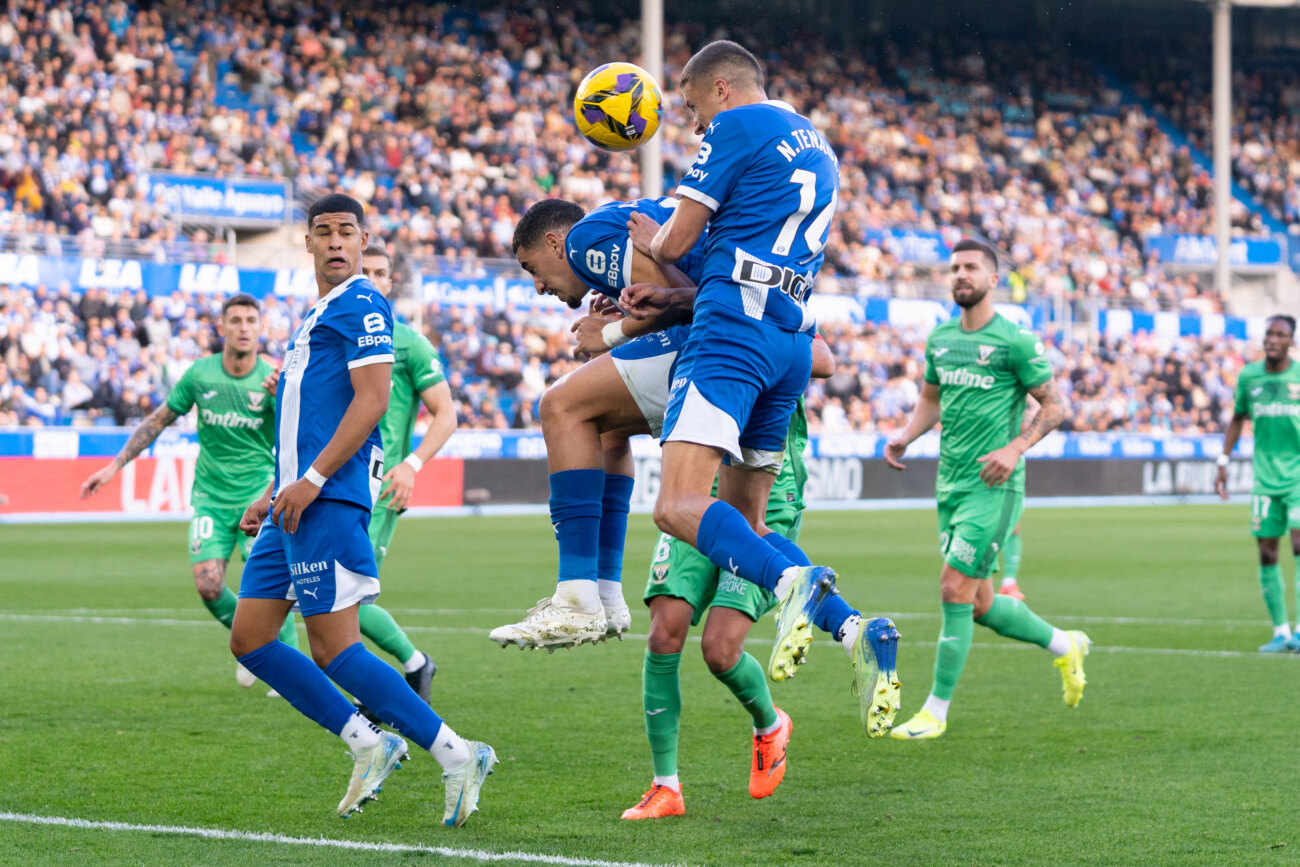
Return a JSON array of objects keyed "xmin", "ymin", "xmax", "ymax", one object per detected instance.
[
  {"xmin": 357, "ymin": 245, "xmax": 457, "ymax": 699},
  {"xmin": 625, "ymin": 397, "xmax": 821, "ymax": 820},
  {"xmin": 80, "ymin": 294, "xmax": 301, "ymax": 689},
  {"xmin": 1216, "ymin": 314, "xmax": 1300, "ymax": 652},
  {"xmin": 884, "ymin": 240, "xmax": 1088, "ymax": 740}
]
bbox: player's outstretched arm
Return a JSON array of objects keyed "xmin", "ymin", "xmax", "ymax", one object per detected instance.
[
  {"xmin": 1216, "ymin": 412, "xmax": 1247, "ymax": 500},
  {"xmin": 977, "ymin": 378, "xmax": 1068, "ymax": 486},
  {"xmin": 272, "ymin": 362, "xmax": 391, "ymax": 533},
  {"xmin": 381, "ymin": 381, "xmax": 457, "ymax": 512},
  {"xmin": 80, "ymin": 405, "xmax": 179, "ymax": 498},
  {"xmin": 885, "ymin": 382, "xmax": 941, "ymax": 471}
]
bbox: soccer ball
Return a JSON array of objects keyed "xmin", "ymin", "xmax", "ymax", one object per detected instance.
[{"xmin": 572, "ymin": 62, "xmax": 663, "ymax": 152}]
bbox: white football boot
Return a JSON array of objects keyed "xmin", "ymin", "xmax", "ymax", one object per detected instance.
[{"xmin": 488, "ymin": 597, "xmax": 608, "ymax": 651}]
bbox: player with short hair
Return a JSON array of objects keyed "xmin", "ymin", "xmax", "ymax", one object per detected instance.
[
  {"xmin": 489, "ymin": 196, "xmax": 702, "ymax": 649},
  {"xmin": 1216, "ymin": 314, "xmax": 1300, "ymax": 652},
  {"xmin": 885, "ymin": 239, "xmax": 1089, "ymax": 740},
  {"xmin": 229, "ymin": 194, "xmax": 494, "ymax": 826},
  {"xmin": 80, "ymin": 294, "xmax": 301, "ymax": 686},
  {"xmin": 630, "ymin": 39, "xmax": 899, "ymax": 733}
]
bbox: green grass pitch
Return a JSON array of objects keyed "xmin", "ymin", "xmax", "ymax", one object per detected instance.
[{"xmin": 2, "ymin": 505, "xmax": 1299, "ymax": 866}]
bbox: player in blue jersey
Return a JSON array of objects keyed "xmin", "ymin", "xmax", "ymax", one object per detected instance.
[
  {"xmin": 228, "ymin": 194, "xmax": 496, "ymax": 827},
  {"xmin": 491, "ymin": 197, "xmax": 700, "ymax": 649},
  {"xmin": 626, "ymin": 40, "xmax": 900, "ymax": 734}
]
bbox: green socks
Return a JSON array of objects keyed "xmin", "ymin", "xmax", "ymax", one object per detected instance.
[
  {"xmin": 1260, "ymin": 564, "xmax": 1288, "ymax": 628},
  {"xmin": 1002, "ymin": 532, "xmax": 1022, "ymax": 581},
  {"xmin": 642, "ymin": 651, "xmax": 682, "ymax": 777},
  {"xmin": 975, "ymin": 594, "xmax": 1055, "ymax": 649},
  {"xmin": 203, "ymin": 586, "xmax": 238, "ymax": 629},
  {"xmin": 713, "ymin": 653, "xmax": 778, "ymax": 730},
  {"xmin": 932, "ymin": 602, "xmax": 974, "ymax": 701},
  {"xmin": 203, "ymin": 584, "xmax": 298, "ymax": 648},
  {"xmin": 358, "ymin": 603, "xmax": 416, "ymax": 665}
]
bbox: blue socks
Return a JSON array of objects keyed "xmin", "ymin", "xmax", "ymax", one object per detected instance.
[
  {"xmin": 549, "ymin": 469, "xmax": 605, "ymax": 585},
  {"xmin": 762, "ymin": 530, "xmax": 858, "ymax": 638},
  {"xmin": 237, "ymin": 639, "xmax": 354, "ymax": 735},
  {"xmin": 597, "ymin": 474, "xmax": 634, "ymax": 583},
  {"xmin": 325, "ymin": 642, "xmax": 444, "ymax": 751},
  {"xmin": 696, "ymin": 501, "xmax": 793, "ymax": 592}
]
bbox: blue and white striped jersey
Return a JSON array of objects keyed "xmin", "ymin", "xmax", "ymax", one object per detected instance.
[{"xmin": 274, "ymin": 274, "xmax": 394, "ymax": 511}]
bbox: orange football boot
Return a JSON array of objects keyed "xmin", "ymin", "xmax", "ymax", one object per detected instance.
[
  {"xmin": 749, "ymin": 706, "xmax": 792, "ymax": 798},
  {"xmin": 620, "ymin": 784, "xmax": 685, "ymax": 820}
]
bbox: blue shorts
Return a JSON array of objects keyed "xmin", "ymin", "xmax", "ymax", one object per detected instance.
[
  {"xmin": 239, "ymin": 498, "xmax": 380, "ymax": 617},
  {"xmin": 661, "ymin": 305, "xmax": 812, "ymax": 470},
  {"xmin": 609, "ymin": 324, "xmax": 688, "ymax": 438}
]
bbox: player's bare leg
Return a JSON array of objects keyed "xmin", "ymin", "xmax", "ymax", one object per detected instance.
[
  {"xmin": 491, "ymin": 356, "xmax": 647, "ymax": 650},
  {"xmin": 195, "ymin": 558, "xmax": 295, "ymax": 690}
]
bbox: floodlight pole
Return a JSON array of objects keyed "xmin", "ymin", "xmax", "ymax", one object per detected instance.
[
  {"xmin": 1213, "ymin": 0, "xmax": 1232, "ymax": 296},
  {"xmin": 641, "ymin": 0, "xmax": 664, "ymax": 198}
]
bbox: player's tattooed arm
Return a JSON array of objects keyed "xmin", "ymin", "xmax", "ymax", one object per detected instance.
[
  {"xmin": 1014, "ymin": 379, "xmax": 1067, "ymax": 451},
  {"xmin": 80, "ymin": 405, "xmax": 179, "ymax": 498},
  {"xmin": 113, "ymin": 405, "xmax": 180, "ymax": 469}
]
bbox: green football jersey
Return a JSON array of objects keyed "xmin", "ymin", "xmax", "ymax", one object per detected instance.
[
  {"xmin": 165, "ymin": 354, "xmax": 276, "ymax": 508},
  {"xmin": 1234, "ymin": 359, "xmax": 1300, "ymax": 496},
  {"xmin": 769, "ymin": 398, "xmax": 809, "ymax": 515},
  {"xmin": 924, "ymin": 313, "xmax": 1053, "ymax": 495},
  {"xmin": 378, "ymin": 322, "xmax": 446, "ymax": 472}
]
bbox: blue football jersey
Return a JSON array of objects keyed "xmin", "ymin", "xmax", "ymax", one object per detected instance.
[
  {"xmin": 275, "ymin": 274, "xmax": 394, "ymax": 511},
  {"xmin": 676, "ymin": 101, "xmax": 839, "ymax": 332},
  {"xmin": 566, "ymin": 197, "xmax": 708, "ymax": 297}
]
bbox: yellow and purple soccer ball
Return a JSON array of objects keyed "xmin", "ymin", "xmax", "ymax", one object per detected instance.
[{"xmin": 573, "ymin": 62, "xmax": 663, "ymax": 152}]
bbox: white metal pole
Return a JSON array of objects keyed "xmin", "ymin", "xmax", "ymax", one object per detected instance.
[
  {"xmin": 1213, "ymin": 0, "xmax": 1232, "ymax": 297},
  {"xmin": 641, "ymin": 0, "xmax": 664, "ymax": 198}
]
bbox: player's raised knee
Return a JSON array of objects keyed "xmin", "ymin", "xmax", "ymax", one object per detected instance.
[{"xmin": 701, "ymin": 639, "xmax": 742, "ymax": 675}]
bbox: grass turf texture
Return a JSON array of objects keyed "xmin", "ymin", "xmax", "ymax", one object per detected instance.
[{"xmin": 2, "ymin": 505, "xmax": 1298, "ymax": 866}]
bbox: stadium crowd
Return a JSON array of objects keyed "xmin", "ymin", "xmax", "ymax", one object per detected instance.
[
  {"xmin": 0, "ymin": 280, "xmax": 1255, "ymax": 437},
  {"xmin": 1, "ymin": 0, "xmax": 1288, "ymax": 315}
]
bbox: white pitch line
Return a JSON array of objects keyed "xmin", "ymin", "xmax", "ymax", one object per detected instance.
[
  {"xmin": 0, "ymin": 812, "xmax": 681, "ymax": 867},
  {"xmin": 0, "ymin": 612, "xmax": 1290, "ymax": 660}
]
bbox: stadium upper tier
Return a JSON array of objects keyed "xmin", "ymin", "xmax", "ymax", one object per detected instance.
[
  {"xmin": 0, "ymin": 0, "xmax": 1292, "ymax": 316},
  {"xmin": 0, "ymin": 281, "xmax": 1259, "ymax": 436}
]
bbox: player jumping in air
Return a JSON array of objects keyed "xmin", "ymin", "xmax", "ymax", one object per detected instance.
[
  {"xmin": 1216, "ymin": 314, "xmax": 1300, "ymax": 653},
  {"xmin": 80, "ymin": 294, "xmax": 301, "ymax": 689},
  {"xmin": 885, "ymin": 240, "xmax": 1088, "ymax": 740},
  {"xmin": 630, "ymin": 40, "xmax": 900, "ymax": 734},
  {"xmin": 229, "ymin": 194, "xmax": 494, "ymax": 826}
]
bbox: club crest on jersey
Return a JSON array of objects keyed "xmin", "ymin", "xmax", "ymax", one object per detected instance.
[
  {"xmin": 247, "ymin": 391, "xmax": 265, "ymax": 410},
  {"xmin": 977, "ymin": 345, "xmax": 996, "ymax": 365},
  {"xmin": 651, "ymin": 563, "xmax": 671, "ymax": 584},
  {"xmin": 190, "ymin": 538, "xmax": 202, "ymax": 554},
  {"xmin": 1288, "ymin": 383, "xmax": 1300, "ymax": 401}
]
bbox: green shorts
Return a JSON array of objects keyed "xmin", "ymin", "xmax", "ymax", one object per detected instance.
[
  {"xmin": 1250, "ymin": 491, "xmax": 1300, "ymax": 538},
  {"xmin": 188, "ymin": 504, "xmax": 253, "ymax": 564},
  {"xmin": 936, "ymin": 488, "xmax": 1024, "ymax": 580},
  {"xmin": 644, "ymin": 510, "xmax": 802, "ymax": 624},
  {"xmin": 368, "ymin": 501, "xmax": 403, "ymax": 570}
]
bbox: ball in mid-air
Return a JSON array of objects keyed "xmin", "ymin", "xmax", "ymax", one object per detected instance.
[{"xmin": 573, "ymin": 62, "xmax": 663, "ymax": 152}]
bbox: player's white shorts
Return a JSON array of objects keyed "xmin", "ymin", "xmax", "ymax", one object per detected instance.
[{"xmin": 609, "ymin": 324, "xmax": 689, "ymax": 438}]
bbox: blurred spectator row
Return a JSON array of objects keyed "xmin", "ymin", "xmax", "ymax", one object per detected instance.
[
  {"xmin": 0, "ymin": 282, "xmax": 1258, "ymax": 436},
  {"xmin": 1, "ymin": 0, "xmax": 1290, "ymax": 314}
]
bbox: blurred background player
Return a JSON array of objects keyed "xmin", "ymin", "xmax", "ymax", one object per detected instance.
[
  {"xmin": 489, "ymin": 197, "xmax": 699, "ymax": 649},
  {"xmin": 356, "ymin": 244, "xmax": 453, "ymax": 701},
  {"xmin": 635, "ymin": 41, "xmax": 899, "ymax": 733},
  {"xmin": 1216, "ymin": 314, "xmax": 1300, "ymax": 653},
  {"xmin": 79, "ymin": 294, "xmax": 301, "ymax": 689},
  {"xmin": 229, "ymin": 194, "xmax": 494, "ymax": 827},
  {"xmin": 886, "ymin": 240, "xmax": 1088, "ymax": 740}
]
